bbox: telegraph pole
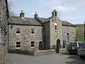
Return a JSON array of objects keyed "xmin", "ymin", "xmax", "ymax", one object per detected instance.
[{"xmin": 2, "ymin": 47, "xmax": 5, "ymax": 64}]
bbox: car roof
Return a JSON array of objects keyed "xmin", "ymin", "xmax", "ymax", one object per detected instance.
[{"xmin": 70, "ymin": 41, "xmax": 84, "ymax": 43}]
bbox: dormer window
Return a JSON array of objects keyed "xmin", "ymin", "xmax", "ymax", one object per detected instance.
[{"xmin": 31, "ymin": 28, "xmax": 34, "ymax": 35}]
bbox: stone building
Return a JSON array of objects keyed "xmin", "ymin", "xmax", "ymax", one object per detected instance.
[
  {"xmin": 8, "ymin": 10, "xmax": 76, "ymax": 55},
  {"xmin": 62, "ymin": 21, "xmax": 76, "ymax": 47},
  {"xmin": 0, "ymin": 0, "xmax": 9, "ymax": 63}
]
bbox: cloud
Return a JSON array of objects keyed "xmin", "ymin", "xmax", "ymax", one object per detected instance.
[
  {"xmin": 8, "ymin": 0, "xmax": 85, "ymax": 24},
  {"xmin": 80, "ymin": 0, "xmax": 85, "ymax": 2},
  {"xmin": 38, "ymin": 0, "xmax": 76, "ymax": 14},
  {"xmin": 55, "ymin": 5, "xmax": 76, "ymax": 13},
  {"xmin": 80, "ymin": 0, "xmax": 85, "ymax": 4}
]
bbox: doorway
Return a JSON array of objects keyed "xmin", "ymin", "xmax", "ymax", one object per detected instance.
[
  {"xmin": 39, "ymin": 41, "xmax": 43, "ymax": 50},
  {"xmin": 56, "ymin": 39, "xmax": 60, "ymax": 53}
]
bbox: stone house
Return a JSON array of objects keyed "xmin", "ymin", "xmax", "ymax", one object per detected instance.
[{"xmin": 8, "ymin": 10, "xmax": 76, "ymax": 54}]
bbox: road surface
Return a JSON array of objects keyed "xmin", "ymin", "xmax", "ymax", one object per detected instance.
[{"xmin": 6, "ymin": 52, "xmax": 85, "ymax": 64}]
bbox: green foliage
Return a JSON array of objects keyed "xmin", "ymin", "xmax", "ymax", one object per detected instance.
[
  {"xmin": 76, "ymin": 24, "xmax": 84, "ymax": 42},
  {"xmin": 76, "ymin": 34, "xmax": 84, "ymax": 42}
]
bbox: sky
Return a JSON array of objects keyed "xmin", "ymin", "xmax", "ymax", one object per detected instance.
[{"xmin": 8, "ymin": 0, "xmax": 85, "ymax": 24}]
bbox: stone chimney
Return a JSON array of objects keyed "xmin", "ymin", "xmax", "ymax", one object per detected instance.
[
  {"xmin": 34, "ymin": 12, "xmax": 38, "ymax": 18},
  {"xmin": 52, "ymin": 9, "xmax": 57, "ymax": 17},
  {"xmin": 20, "ymin": 10, "xmax": 24, "ymax": 18}
]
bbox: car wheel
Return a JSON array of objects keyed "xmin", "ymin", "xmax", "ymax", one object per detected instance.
[{"xmin": 80, "ymin": 56, "xmax": 84, "ymax": 59}]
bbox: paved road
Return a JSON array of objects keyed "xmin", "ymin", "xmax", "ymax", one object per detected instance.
[{"xmin": 6, "ymin": 52, "xmax": 85, "ymax": 64}]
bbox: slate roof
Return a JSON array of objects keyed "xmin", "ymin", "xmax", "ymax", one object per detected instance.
[
  {"xmin": 37, "ymin": 18, "xmax": 47, "ymax": 23},
  {"xmin": 61, "ymin": 21, "xmax": 72, "ymax": 25},
  {"xmin": 8, "ymin": 16, "xmax": 76, "ymax": 27},
  {"xmin": 9, "ymin": 16, "xmax": 42, "ymax": 26},
  {"xmin": 61, "ymin": 21, "xmax": 76, "ymax": 27}
]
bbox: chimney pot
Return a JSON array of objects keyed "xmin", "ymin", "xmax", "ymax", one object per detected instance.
[
  {"xmin": 34, "ymin": 12, "xmax": 38, "ymax": 18},
  {"xmin": 20, "ymin": 10, "xmax": 24, "ymax": 18}
]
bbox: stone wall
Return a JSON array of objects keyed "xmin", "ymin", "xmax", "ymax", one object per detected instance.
[
  {"xmin": 49, "ymin": 14, "xmax": 63, "ymax": 48},
  {"xmin": 49, "ymin": 18, "xmax": 56, "ymax": 48},
  {"xmin": 9, "ymin": 25, "xmax": 42, "ymax": 52},
  {"xmin": 43, "ymin": 22, "xmax": 50, "ymax": 49},
  {"xmin": 0, "ymin": 0, "xmax": 8, "ymax": 49},
  {"xmin": 0, "ymin": 0, "xmax": 9, "ymax": 64},
  {"xmin": 62, "ymin": 26, "xmax": 76, "ymax": 44},
  {"xmin": 55, "ymin": 17, "xmax": 63, "ymax": 47}
]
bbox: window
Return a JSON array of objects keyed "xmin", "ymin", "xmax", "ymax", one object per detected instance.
[
  {"xmin": 16, "ymin": 28, "xmax": 20, "ymax": 33},
  {"xmin": 63, "ymin": 41, "xmax": 66, "ymax": 48},
  {"xmin": 67, "ymin": 33, "xmax": 70, "ymax": 41},
  {"xmin": 31, "ymin": 28, "xmax": 34, "ymax": 34},
  {"xmin": 55, "ymin": 23, "xmax": 57, "ymax": 30},
  {"xmin": 31, "ymin": 41, "xmax": 34, "ymax": 47},
  {"xmin": 55, "ymin": 25, "xmax": 57, "ymax": 30},
  {"xmin": 16, "ymin": 42, "xmax": 21, "ymax": 49},
  {"xmin": 39, "ymin": 41, "xmax": 43, "ymax": 50}
]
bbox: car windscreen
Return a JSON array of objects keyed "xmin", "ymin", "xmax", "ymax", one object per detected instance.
[
  {"xmin": 79, "ymin": 43, "xmax": 85, "ymax": 48},
  {"xmin": 70, "ymin": 42, "xmax": 77, "ymax": 46}
]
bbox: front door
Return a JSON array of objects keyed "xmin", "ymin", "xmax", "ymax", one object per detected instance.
[{"xmin": 56, "ymin": 39, "xmax": 60, "ymax": 53}]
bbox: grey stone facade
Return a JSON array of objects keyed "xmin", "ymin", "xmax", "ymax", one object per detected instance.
[
  {"xmin": 0, "ymin": 0, "xmax": 9, "ymax": 64},
  {"xmin": 0, "ymin": 0, "xmax": 9, "ymax": 49},
  {"xmin": 9, "ymin": 25, "xmax": 42, "ymax": 51},
  {"xmin": 62, "ymin": 26, "xmax": 76, "ymax": 44},
  {"xmin": 8, "ymin": 10, "xmax": 76, "ymax": 55}
]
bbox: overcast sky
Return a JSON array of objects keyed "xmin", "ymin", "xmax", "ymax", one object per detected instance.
[{"xmin": 8, "ymin": 0, "xmax": 85, "ymax": 24}]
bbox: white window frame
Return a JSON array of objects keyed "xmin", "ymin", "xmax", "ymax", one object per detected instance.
[
  {"xmin": 31, "ymin": 41, "xmax": 35, "ymax": 48},
  {"xmin": 15, "ymin": 42, "xmax": 21, "ymax": 49}
]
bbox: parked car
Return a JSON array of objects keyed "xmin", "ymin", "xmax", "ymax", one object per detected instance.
[
  {"xmin": 78, "ymin": 43, "xmax": 85, "ymax": 59},
  {"xmin": 66, "ymin": 41, "xmax": 83, "ymax": 54}
]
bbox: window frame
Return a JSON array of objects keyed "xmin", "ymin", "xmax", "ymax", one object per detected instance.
[
  {"xmin": 16, "ymin": 27, "xmax": 21, "ymax": 35},
  {"xmin": 31, "ymin": 28, "xmax": 35, "ymax": 35},
  {"xmin": 15, "ymin": 42, "xmax": 21, "ymax": 49},
  {"xmin": 31, "ymin": 41, "xmax": 35, "ymax": 48},
  {"xmin": 67, "ymin": 33, "xmax": 70, "ymax": 41}
]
